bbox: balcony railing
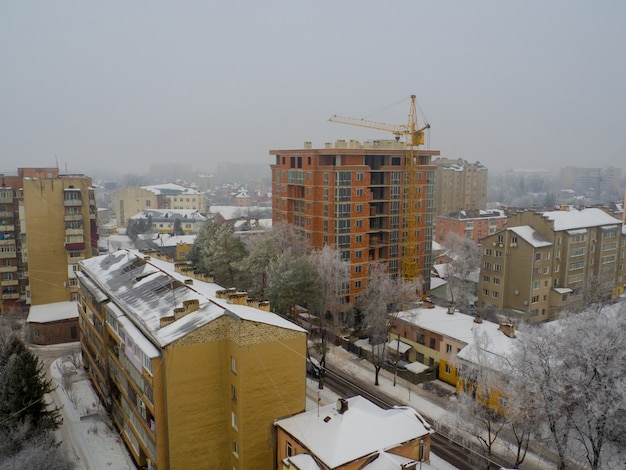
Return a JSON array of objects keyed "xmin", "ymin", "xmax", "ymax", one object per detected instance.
[{"xmin": 64, "ymin": 199, "xmax": 82, "ymax": 207}]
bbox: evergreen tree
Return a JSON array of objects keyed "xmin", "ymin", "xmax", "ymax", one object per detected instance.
[
  {"xmin": 0, "ymin": 335, "xmax": 62, "ymax": 435},
  {"xmin": 172, "ymin": 218, "xmax": 184, "ymax": 236}
]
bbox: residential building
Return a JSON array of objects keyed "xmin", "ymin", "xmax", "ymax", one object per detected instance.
[
  {"xmin": 432, "ymin": 158, "xmax": 488, "ymax": 216},
  {"xmin": 115, "ymin": 183, "xmax": 206, "ymax": 228},
  {"xmin": 129, "ymin": 209, "xmax": 207, "ymax": 234},
  {"xmin": 270, "ymin": 140, "xmax": 438, "ymax": 301},
  {"xmin": 477, "ymin": 208, "xmax": 625, "ymax": 321},
  {"xmin": 78, "ymin": 250, "xmax": 306, "ymax": 469},
  {"xmin": 560, "ymin": 166, "xmax": 622, "ymax": 200},
  {"xmin": 435, "ymin": 209, "xmax": 507, "ymax": 245},
  {"xmin": 1, "ymin": 169, "xmax": 98, "ymax": 313},
  {"xmin": 389, "ymin": 306, "xmax": 515, "ymax": 399},
  {"xmin": 275, "ymin": 395, "xmax": 432, "ymax": 469}
]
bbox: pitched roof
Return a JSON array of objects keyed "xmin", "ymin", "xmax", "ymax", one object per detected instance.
[
  {"xmin": 275, "ymin": 396, "xmax": 430, "ymax": 468},
  {"xmin": 78, "ymin": 250, "xmax": 304, "ymax": 349},
  {"xmin": 508, "ymin": 226, "xmax": 552, "ymax": 248},
  {"xmin": 541, "ymin": 208, "xmax": 622, "ymax": 231}
]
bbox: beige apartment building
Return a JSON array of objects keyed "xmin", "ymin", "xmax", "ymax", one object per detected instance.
[
  {"xmin": 78, "ymin": 250, "xmax": 306, "ymax": 469},
  {"xmin": 478, "ymin": 208, "xmax": 625, "ymax": 321},
  {"xmin": 432, "ymin": 158, "xmax": 488, "ymax": 216},
  {"xmin": 115, "ymin": 183, "xmax": 206, "ymax": 227},
  {"xmin": 0, "ymin": 168, "xmax": 98, "ymax": 314}
]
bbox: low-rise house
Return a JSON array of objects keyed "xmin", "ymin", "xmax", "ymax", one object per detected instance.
[
  {"xmin": 129, "ymin": 209, "xmax": 207, "ymax": 234},
  {"xmin": 275, "ymin": 395, "xmax": 432, "ymax": 469},
  {"xmin": 27, "ymin": 301, "xmax": 79, "ymax": 345}
]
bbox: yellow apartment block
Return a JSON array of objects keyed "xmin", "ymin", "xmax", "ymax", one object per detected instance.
[
  {"xmin": 22, "ymin": 175, "xmax": 98, "ymax": 305},
  {"xmin": 78, "ymin": 250, "xmax": 306, "ymax": 469}
]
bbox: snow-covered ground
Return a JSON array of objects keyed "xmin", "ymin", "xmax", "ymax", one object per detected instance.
[
  {"xmin": 49, "ymin": 342, "xmax": 554, "ymax": 470},
  {"xmin": 50, "ymin": 355, "xmax": 135, "ymax": 470}
]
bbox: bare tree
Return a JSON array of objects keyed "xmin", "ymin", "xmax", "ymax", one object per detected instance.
[
  {"xmin": 510, "ymin": 306, "xmax": 626, "ymax": 470},
  {"xmin": 453, "ymin": 330, "xmax": 507, "ymax": 463},
  {"xmin": 442, "ymin": 233, "xmax": 481, "ymax": 310},
  {"xmin": 308, "ymin": 246, "xmax": 350, "ymax": 389},
  {"xmin": 356, "ymin": 263, "xmax": 422, "ymax": 386}
]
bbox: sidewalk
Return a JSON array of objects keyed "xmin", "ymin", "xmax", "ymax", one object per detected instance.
[{"xmin": 310, "ymin": 343, "xmax": 556, "ymax": 470}]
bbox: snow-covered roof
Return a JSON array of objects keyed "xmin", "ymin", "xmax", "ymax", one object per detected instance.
[
  {"xmin": 396, "ymin": 305, "xmax": 505, "ymax": 346},
  {"xmin": 541, "ymin": 208, "xmax": 622, "ymax": 231},
  {"xmin": 508, "ymin": 226, "xmax": 552, "ymax": 248},
  {"xmin": 275, "ymin": 396, "xmax": 430, "ymax": 468},
  {"xmin": 430, "ymin": 277, "xmax": 447, "ymax": 290},
  {"xmin": 130, "ymin": 209, "xmax": 207, "ymax": 221},
  {"xmin": 27, "ymin": 301, "xmax": 78, "ymax": 323},
  {"xmin": 78, "ymin": 250, "xmax": 304, "ymax": 349},
  {"xmin": 142, "ymin": 183, "xmax": 201, "ymax": 196},
  {"xmin": 151, "ymin": 234, "xmax": 196, "ymax": 247},
  {"xmin": 553, "ymin": 287, "xmax": 573, "ymax": 294}
]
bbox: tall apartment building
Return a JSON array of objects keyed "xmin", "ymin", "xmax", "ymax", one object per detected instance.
[
  {"xmin": 432, "ymin": 158, "xmax": 488, "ymax": 216},
  {"xmin": 78, "ymin": 250, "xmax": 306, "ymax": 469},
  {"xmin": 270, "ymin": 140, "xmax": 439, "ymax": 301},
  {"xmin": 0, "ymin": 168, "xmax": 97, "ymax": 313},
  {"xmin": 560, "ymin": 166, "xmax": 622, "ymax": 201},
  {"xmin": 435, "ymin": 210, "xmax": 507, "ymax": 245},
  {"xmin": 477, "ymin": 208, "xmax": 625, "ymax": 322},
  {"xmin": 115, "ymin": 183, "xmax": 206, "ymax": 228}
]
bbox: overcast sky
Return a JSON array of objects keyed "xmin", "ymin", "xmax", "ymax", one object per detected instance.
[{"xmin": 1, "ymin": 1, "xmax": 625, "ymax": 177}]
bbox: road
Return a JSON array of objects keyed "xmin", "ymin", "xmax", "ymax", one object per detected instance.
[{"xmin": 323, "ymin": 364, "xmax": 511, "ymax": 470}]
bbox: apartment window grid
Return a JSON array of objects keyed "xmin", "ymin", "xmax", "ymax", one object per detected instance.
[{"xmin": 336, "ymin": 171, "xmax": 351, "ymax": 186}]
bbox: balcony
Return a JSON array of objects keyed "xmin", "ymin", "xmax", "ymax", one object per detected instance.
[
  {"xmin": 0, "ymin": 224, "xmax": 15, "ymax": 232},
  {"xmin": 0, "ymin": 211, "xmax": 12, "ymax": 218},
  {"xmin": 0, "ymin": 238, "xmax": 16, "ymax": 247},
  {"xmin": 64, "ymin": 199, "xmax": 82, "ymax": 207},
  {"xmin": 0, "ymin": 279, "xmax": 18, "ymax": 287},
  {"xmin": 65, "ymin": 242, "xmax": 85, "ymax": 251},
  {"xmin": 65, "ymin": 228, "xmax": 84, "ymax": 236},
  {"xmin": 0, "ymin": 196, "xmax": 13, "ymax": 204},
  {"xmin": 64, "ymin": 214, "xmax": 83, "ymax": 222},
  {"xmin": 0, "ymin": 265, "xmax": 17, "ymax": 273},
  {"xmin": 2, "ymin": 290, "xmax": 19, "ymax": 300},
  {"xmin": 0, "ymin": 251, "xmax": 17, "ymax": 259}
]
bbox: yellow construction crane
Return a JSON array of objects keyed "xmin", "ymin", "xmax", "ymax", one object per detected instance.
[{"xmin": 329, "ymin": 95, "xmax": 430, "ymax": 281}]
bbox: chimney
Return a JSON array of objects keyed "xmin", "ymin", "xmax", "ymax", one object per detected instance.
[
  {"xmin": 447, "ymin": 305, "xmax": 455, "ymax": 314},
  {"xmin": 184, "ymin": 278, "xmax": 193, "ymax": 286},
  {"xmin": 160, "ymin": 315, "xmax": 175, "ymax": 328},
  {"xmin": 499, "ymin": 323, "xmax": 516, "ymax": 338},
  {"xmin": 473, "ymin": 315, "xmax": 483, "ymax": 324}
]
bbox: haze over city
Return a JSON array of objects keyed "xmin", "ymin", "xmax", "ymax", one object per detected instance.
[{"xmin": 1, "ymin": 1, "xmax": 625, "ymax": 177}]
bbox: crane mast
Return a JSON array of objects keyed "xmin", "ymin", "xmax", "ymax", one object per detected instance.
[{"xmin": 329, "ymin": 95, "xmax": 429, "ymax": 281}]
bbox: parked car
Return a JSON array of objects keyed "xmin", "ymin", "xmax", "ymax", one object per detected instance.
[{"xmin": 306, "ymin": 357, "xmax": 324, "ymax": 378}]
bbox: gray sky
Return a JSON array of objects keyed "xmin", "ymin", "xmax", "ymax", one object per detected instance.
[{"xmin": 1, "ymin": 1, "xmax": 625, "ymax": 177}]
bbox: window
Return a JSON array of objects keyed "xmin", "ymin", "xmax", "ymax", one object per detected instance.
[
  {"xmin": 231, "ymin": 356, "xmax": 237, "ymax": 373},
  {"xmin": 233, "ymin": 441, "xmax": 239, "ymax": 458},
  {"xmin": 570, "ymin": 261, "xmax": 585, "ymax": 270},
  {"xmin": 531, "ymin": 295, "xmax": 539, "ymax": 304},
  {"xmin": 533, "ymin": 281, "xmax": 540, "ymax": 290},
  {"xmin": 429, "ymin": 338, "xmax": 436, "ymax": 349},
  {"xmin": 495, "ymin": 250, "xmax": 503, "ymax": 258},
  {"xmin": 483, "ymin": 289, "xmax": 489, "ymax": 296},
  {"xmin": 232, "ymin": 412, "xmax": 238, "ymax": 430},
  {"xmin": 493, "ymin": 277, "xmax": 500, "ymax": 285},
  {"xmin": 231, "ymin": 385, "xmax": 237, "ymax": 403},
  {"xmin": 286, "ymin": 441, "xmax": 294, "ymax": 457},
  {"xmin": 446, "ymin": 344, "xmax": 452, "ymax": 353},
  {"xmin": 445, "ymin": 364, "xmax": 451, "ymax": 374},
  {"xmin": 356, "ymin": 172, "xmax": 364, "ymax": 181},
  {"xmin": 494, "ymin": 264, "xmax": 502, "ymax": 272},
  {"xmin": 483, "ymin": 275, "xmax": 490, "ymax": 283},
  {"xmin": 535, "ymin": 252, "xmax": 542, "ymax": 261},
  {"xmin": 603, "ymin": 242, "xmax": 617, "ymax": 251},
  {"xmin": 355, "ymin": 265, "xmax": 362, "ymax": 273},
  {"xmin": 356, "ymin": 188, "xmax": 363, "ymax": 197},
  {"xmin": 355, "ymin": 235, "xmax": 362, "ymax": 243},
  {"xmin": 355, "ymin": 220, "xmax": 362, "ymax": 228},
  {"xmin": 492, "ymin": 291, "xmax": 499, "ymax": 299},
  {"xmin": 484, "ymin": 248, "xmax": 492, "ymax": 256},
  {"xmin": 356, "ymin": 204, "xmax": 362, "ymax": 213},
  {"xmin": 571, "ymin": 247, "xmax": 585, "ymax": 257}
]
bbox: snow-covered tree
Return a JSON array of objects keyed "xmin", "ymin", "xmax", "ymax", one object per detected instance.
[
  {"xmin": 265, "ymin": 251, "xmax": 322, "ymax": 321},
  {"xmin": 453, "ymin": 330, "xmax": 507, "ymax": 461},
  {"xmin": 238, "ymin": 223, "xmax": 310, "ymax": 297},
  {"xmin": 308, "ymin": 245, "xmax": 350, "ymax": 388},
  {"xmin": 356, "ymin": 264, "xmax": 422, "ymax": 386},
  {"xmin": 189, "ymin": 221, "xmax": 249, "ymax": 288},
  {"xmin": 442, "ymin": 232, "xmax": 481, "ymax": 310},
  {"xmin": 0, "ymin": 335, "xmax": 62, "ymax": 440},
  {"xmin": 510, "ymin": 306, "xmax": 626, "ymax": 470}
]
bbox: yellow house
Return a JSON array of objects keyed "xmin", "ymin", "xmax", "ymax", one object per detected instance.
[
  {"xmin": 275, "ymin": 395, "xmax": 432, "ymax": 469},
  {"xmin": 78, "ymin": 250, "xmax": 306, "ymax": 469},
  {"xmin": 114, "ymin": 187, "xmax": 158, "ymax": 228}
]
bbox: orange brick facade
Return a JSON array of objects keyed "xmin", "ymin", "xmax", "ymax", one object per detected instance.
[
  {"xmin": 435, "ymin": 211, "xmax": 507, "ymax": 245},
  {"xmin": 270, "ymin": 145, "xmax": 439, "ymax": 302}
]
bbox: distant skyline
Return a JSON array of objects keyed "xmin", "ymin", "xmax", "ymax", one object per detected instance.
[{"xmin": 1, "ymin": 1, "xmax": 625, "ymax": 178}]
